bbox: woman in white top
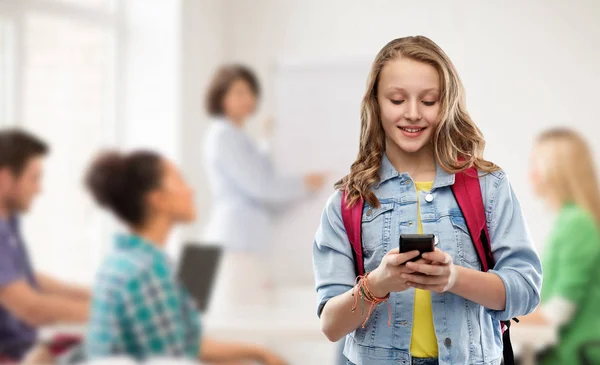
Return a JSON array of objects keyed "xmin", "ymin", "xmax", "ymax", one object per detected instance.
[{"xmin": 203, "ymin": 65, "xmax": 326, "ymax": 311}]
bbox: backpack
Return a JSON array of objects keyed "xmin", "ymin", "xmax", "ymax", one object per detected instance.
[{"xmin": 341, "ymin": 167, "xmax": 515, "ymax": 365}]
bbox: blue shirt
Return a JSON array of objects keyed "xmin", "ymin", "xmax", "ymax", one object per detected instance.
[
  {"xmin": 0, "ymin": 217, "xmax": 38, "ymax": 360},
  {"xmin": 203, "ymin": 118, "xmax": 311, "ymax": 252},
  {"xmin": 85, "ymin": 234, "xmax": 201, "ymax": 361},
  {"xmin": 313, "ymin": 155, "xmax": 543, "ymax": 365}
]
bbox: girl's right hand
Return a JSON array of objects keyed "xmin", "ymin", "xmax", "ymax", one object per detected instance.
[{"xmin": 367, "ymin": 248, "xmax": 421, "ymax": 297}]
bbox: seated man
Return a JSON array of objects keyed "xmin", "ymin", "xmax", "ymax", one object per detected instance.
[{"xmin": 0, "ymin": 129, "xmax": 89, "ymax": 362}]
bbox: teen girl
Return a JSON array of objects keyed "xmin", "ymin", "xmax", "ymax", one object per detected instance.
[{"xmin": 312, "ymin": 36, "xmax": 542, "ymax": 365}]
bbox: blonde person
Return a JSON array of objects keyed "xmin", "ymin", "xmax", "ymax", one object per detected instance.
[
  {"xmin": 312, "ymin": 36, "xmax": 542, "ymax": 365},
  {"xmin": 521, "ymin": 128, "xmax": 600, "ymax": 365}
]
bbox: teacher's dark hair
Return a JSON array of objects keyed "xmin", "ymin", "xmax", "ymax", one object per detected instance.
[
  {"xmin": 205, "ymin": 64, "xmax": 260, "ymax": 116},
  {"xmin": 85, "ymin": 150, "xmax": 163, "ymax": 226}
]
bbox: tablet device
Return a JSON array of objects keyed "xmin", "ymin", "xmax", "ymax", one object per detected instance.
[{"xmin": 177, "ymin": 243, "xmax": 222, "ymax": 312}]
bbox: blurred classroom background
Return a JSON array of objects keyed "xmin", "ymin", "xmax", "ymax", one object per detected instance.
[{"xmin": 0, "ymin": 0, "xmax": 599, "ymax": 364}]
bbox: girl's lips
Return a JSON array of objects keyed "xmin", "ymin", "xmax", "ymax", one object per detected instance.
[{"xmin": 398, "ymin": 126, "xmax": 426, "ymax": 138}]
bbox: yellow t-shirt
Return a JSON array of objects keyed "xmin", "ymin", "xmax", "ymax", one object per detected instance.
[{"xmin": 410, "ymin": 181, "xmax": 438, "ymax": 358}]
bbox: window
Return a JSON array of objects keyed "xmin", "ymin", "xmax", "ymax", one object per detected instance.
[
  {"xmin": 0, "ymin": 17, "xmax": 15, "ymax": 126},
  {"xmin": 50, "ymin": 0, "xmax": 114, "ymax": 10},
  {"xmin": 0, "ymin": 1, "xmax": 119, "ymax": 283}
]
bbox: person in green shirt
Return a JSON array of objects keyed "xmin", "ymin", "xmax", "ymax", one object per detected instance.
[{"xmin": 522, "ymin": 128, "xmax": 600, "ymax": 365}]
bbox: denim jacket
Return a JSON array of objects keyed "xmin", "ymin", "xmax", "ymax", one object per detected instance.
[{"xmin": 313, "ymin": 155, "xmax": 542, "ymax": 365}]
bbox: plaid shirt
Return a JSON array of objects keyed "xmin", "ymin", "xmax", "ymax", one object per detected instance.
[{"xmin": 85, "ymin": 234, "xmax": 201, "ymax": 361}]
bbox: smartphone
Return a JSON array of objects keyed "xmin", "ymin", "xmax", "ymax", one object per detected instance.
[{"xmin": 399, "ymin": 234, "xmax": 435, "ymax": 261}]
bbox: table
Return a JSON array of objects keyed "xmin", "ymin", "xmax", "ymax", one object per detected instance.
[{"xmin": 40, "ymin": 287, "xmax": 336, "ymax": 364}]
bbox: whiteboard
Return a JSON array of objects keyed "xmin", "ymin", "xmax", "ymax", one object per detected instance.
[{"xmin": 270, "ymin": 57, "xmax": 372, "ymax": 286}]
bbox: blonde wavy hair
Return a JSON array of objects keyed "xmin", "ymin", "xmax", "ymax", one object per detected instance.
[
  {"xmin": 336, "ymin": 36, "xmax": 499, "ymax": 208},
  {"xmin": 535, "ymin": 128, "xmax": 600, "ymax": 225}
]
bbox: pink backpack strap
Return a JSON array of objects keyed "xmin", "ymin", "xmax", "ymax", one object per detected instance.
[
  {"xmin": 451, "ymin": 167, "xmax": 494, "ymax": 272},
  {"xmin": 451, "ymin": 167, "xmax": 515, "ymax": 365},
  {"xmin": 341, "ymin": 190, "xmax": 365, "ymax": 276}
]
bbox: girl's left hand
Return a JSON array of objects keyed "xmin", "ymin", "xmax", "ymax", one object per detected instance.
[{"xmin": 402, "ymin": 249, "xmax": 459, "ymax": 293}]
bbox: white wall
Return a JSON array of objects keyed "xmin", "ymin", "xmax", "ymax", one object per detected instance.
[
  {"xmin": 179, "ymin": 0, "xmax": 225, "ymax": 243},
  {"xmin": 120, "ymin": 0, "xmax": 181, "ymax": 161},
  {"xmin": 212, "ymin": 0, "xmax": 600, "ymax": 284}
]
